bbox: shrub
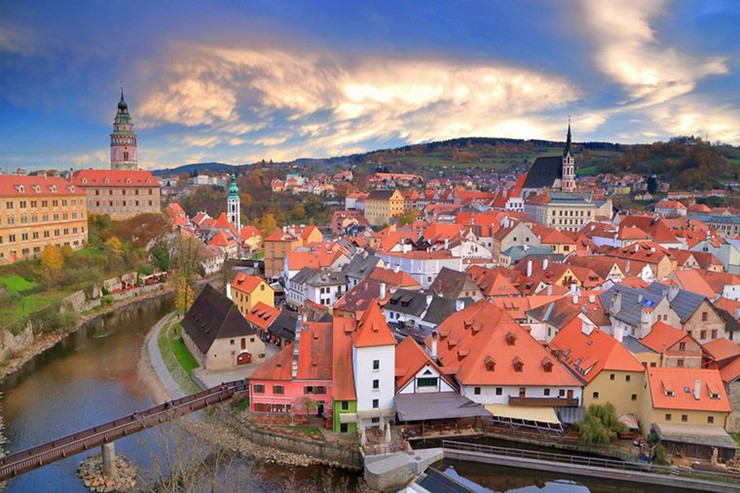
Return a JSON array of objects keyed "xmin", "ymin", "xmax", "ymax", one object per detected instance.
[
  {"xmin": 101, "ymin": 295, "xmax": 114, "ymax": 307},
  {"xmin": 653, "ymin": 444, "xmax": 668, "ymax": 465}
]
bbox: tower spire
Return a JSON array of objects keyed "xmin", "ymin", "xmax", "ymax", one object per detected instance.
[
  {"xmin": 564, "ymin": 116, "xmax": 572, "ymax": 158},
  {"xmin": 120, "ymin": 81, "xmax": 124, "ymax": 102}
]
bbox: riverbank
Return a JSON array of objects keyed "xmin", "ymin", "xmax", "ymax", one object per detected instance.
[
  {"xmin": 136, "ymin": 312, "xmax": 323, "ymax": 468},
  {"xmin": 0, "ymin": 283, "xmax": 173, "ymax": 382}
]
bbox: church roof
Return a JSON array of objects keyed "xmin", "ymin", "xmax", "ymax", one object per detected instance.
[{"xmin": 522, "ymin": 156, "xmax": 563, "ymax": 190}]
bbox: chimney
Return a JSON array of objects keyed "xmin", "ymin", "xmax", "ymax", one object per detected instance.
[
  {"xmin": 694, "ymin": 379, "xmax": 701, "ymax": 400},
  {"xmin": 431, "ymin": 332, "xmax": 438, "ymax": 360},
  {"xmin": 444, "ymin": 238, "xmax": 449, "ymax": 250},
  {"xmin": 526, "ymin": 260, "xmax": 533, "ymax": 277},
  {"xmin": 588, "ymin": 294, "xmax": 595, "ymax": 303},
  {"xmin": 546, "ymin": 285, "xmax": 553, "ymax": 296},
  {"xmin": 543, "ymin": 258, "xmax": 549, "ymax": 270},
  {"xmin": 668, "ymin": 284, "xmax": 679, "ymax": 302},
  {"xmin": 455, "ymin": 298, "xmax": 465, "ymax": 311},
  {"xmin": 393, "ymin": 265, "xmax": 400, "ymax": 274},
  {"xmin": 379, "ymin": 282, "xmax": 386, "ymax": 300},
  {"xmin": 572, "ymin": 295, "xmax": 578, "ymax": 304},
  {"xmin": 625, "ymin": 259, "xmax": 631, "ymax": 274},
  {"xmin": 581, "ymin": 319, "xmax": 594, "ymax": 336},
  {"xmin": 611, "ymin": 291, "xmax": 622, "ymax": 315},
  {"xmin": 225, "ymin": 282, "xmax": 232, "ymax": 300},
  {"xmin": 426, "ymin": 293, "xmax": 433, "ymax": 306},
  {"xmin": 613, "ymin": 325, "xmax": 624, "ymax": 343}
]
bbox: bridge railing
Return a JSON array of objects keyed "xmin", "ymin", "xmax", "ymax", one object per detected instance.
[
  {"xmin": 441, "ymin": 440, "xmax": 740, "ymax": 485},
  {"xmin": 0, "ymin": 380, "xmax": 248, "ymax": 479}
]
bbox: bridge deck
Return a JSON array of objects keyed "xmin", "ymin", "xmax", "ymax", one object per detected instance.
[{"xmin": 0, "ymin": 380, "xmax": 248, "ymax": 481}]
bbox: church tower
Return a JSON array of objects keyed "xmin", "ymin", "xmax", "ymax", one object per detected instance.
[
  {"xmin": 227, "ymin": 173, "xmax": 241, "ymax": 232},
  {"xmin": 561, "ymin": 120, "xmax": 575, "ymax": 193},
  {"xmin": 110, "ymin": 88, "xmax": 138, "ymax": 170}
]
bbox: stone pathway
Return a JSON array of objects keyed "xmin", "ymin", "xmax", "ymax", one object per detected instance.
[{"xmin": 144, "ymin": 312, "xmax": 186, "ymax": 399}]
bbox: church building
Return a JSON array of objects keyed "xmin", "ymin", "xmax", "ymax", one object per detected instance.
[{"xmin": 521, "ymin": 122, "xmax": 576, "ymax": 197}]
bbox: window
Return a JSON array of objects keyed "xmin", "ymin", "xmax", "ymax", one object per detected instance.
[
  {"xmin": 681, "ymin": 414, "xmax": 688, "ymax": 422},
  {"xmin": 417, "ymin": 377, "xmax": 438, "ymax": 388},
  {"xmin": 610, "ymin": 374, "xmax": 615, "ymax": 381},
  {"xmin": 665, "ymin": 413, "xmax": 672, "ymax": 421},
  {"xmin": 544, "ymin": 389, "xmax": 551, "ymax": 396},
  {"xmin": 678, "ymin": 342, "xmax": 686, "ymax": 351},
  {"xmin": 631, "ymin": 394, "xmax": 637, "ymax": 401},
  {"xmin": 304, "ymin": 386, "xmax": 314, "ymax": 395},
  {"xmin": 371, "ymin": 417, "xmax": 380, "ymax": 424},
  {"xmin": 372, "ymin": 379, "xmax": 379, "ymax": 390},
  {"xmin": 372, "ymin": 399, "xmax": 379, "ymax": 409},
  {"xmin": 253, "ymin": 384, "xmax": 264, "ymax": 394},
  {"xmin": 711, "ymin": 329, "xmax": 718, "ymax": 339},
  {"xmin": 474, "ymin": 387, "xmax": 481, "ymax": 395},
  {"xmin": 702, "ymin": 312, "xmax": 708, "ymax": 322},
  {"xmin": 625, "ymin": 375, "xmax": 631, "ymax": 382},
  {"xmin": 708, "ymin": 416, "xmax": 714, "ymax": 424},
  {"xmin": 341, "ymin": 401, "xmax": 349, "ymax": 411},
  {"xmin": 372, "ymin": 359, "xmax": 380, "ymax": 370},
  {"xmin": 592, "ymin": 392, "xmax": 599, "ymax": 399},
  {"xmin": 273, "ymin": 385, "xmax": 284, "ymax": 395},
  {"xmin": 700, "ymin": 330, "xmax": 707, "ymax": 340},
  {"xmin": 340, "ymin": 423, "xmax": 348, "ymax": 433},
  {"xmin": 316, "ymin": 386, "xmax": 326, "ymax": 395},
  {"xmin": 676, "ymin": 359, "xmax": 684, "ymax": 368}
]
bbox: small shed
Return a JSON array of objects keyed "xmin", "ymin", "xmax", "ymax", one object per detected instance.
[{"xmin": 653, "ymin": 423, "xmax": 740, "ymax": 461}]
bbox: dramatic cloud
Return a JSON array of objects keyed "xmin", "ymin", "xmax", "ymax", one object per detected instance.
[
  {"xmin": 578, "ymin": 0, "xmax": 728, "ymax": 106},
  {"xmin": 137, "ymin": 44, "xmax": 581, "ymax": 160}
]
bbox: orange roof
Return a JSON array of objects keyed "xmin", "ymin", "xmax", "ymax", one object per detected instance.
[
  {"xmin": 395, "ymin": 337, "xmax": 456, "ymax": 392},
  {"xmin": 166, "ymin": 202, "xmax": 186, "ymax": 218},
  {"xmin": 422, "ymin": 223, "xmax": 464, "ymax": 241},
  {"xmin": 208, "ymin": 229, "xmax": 234, "ymax": 247},
  {"xmin": 240, "ymin": 225, "xmax": 261, "ymax": 240},
  {"xmin": 639, "ymin": 322, "xmax": 691, "ymax": 353},
  {"xmin": 646, "ymin": 367, "xmax": 731, "ymax": 412},
  {"xmin": 672, "ymin": 270, "xmax": 715, "ymax": 299},
  {"xmin": 719, "ymin": 357, "xmax": 740, "ymax": 383},
  {"xmin": 490, "ymin": 295, "xmax": 561, "ymax": 320},
  {"xmin": 368, "ymin": 266, "xmax": 421, "ymax": 290},
  {"xmin": 332, "ymin": 318, "xmax": 357, "ymax": 401},
  {"xmin": 0, "ymin": 175, "xmax": 84, "ymax": 196},
  {"xmin": 231, "ymin": 272, "xmax": 265, "ymax": 294},
  {"xmin": 540, "ymin": 228, "xmax": 576, "ymax": 246},
  {"xmin": 703, "ymin": 338, "xmax": 740, "ymax": 363},
  {"xmin": 351, "ymin": 302, "xmax": 397, "ymax": 348},
  {"xmin": 244, "ymin": 302, "xmax": 280, "ymax": 330},
  {"xmin": 72, "ymin": 169, "xmax": 159, "ymax": 187},
  {"xmin": 285, "ymin": 248, "xmax": 342, "ymax": 271},
  {"xmin": 430, "ymin": 300, "xmax": 580, "ymax": 387},
  {"xmin": 250, "ymin": 321, "xmax": 333, "ymax": 382},
  {"xmin": 550, "ymin": 319, "xmax": 644, "ymax": 384}
]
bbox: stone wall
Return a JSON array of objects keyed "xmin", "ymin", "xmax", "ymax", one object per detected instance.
[
  {"xmin": 226, "ymin": 416, "xmax": 362, "ymax": 470},
  {"xmin": 0, "ymin": 324, "xmax": 33, "ymax": 359},
  {"xmin": 61, "ymin": 290, "xmax": 87, "ymax": 313}
]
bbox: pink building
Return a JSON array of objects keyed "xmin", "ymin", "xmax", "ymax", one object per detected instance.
[{"xmin": 249, "ymin": 320, "xmax": 333, "ymax": 416}]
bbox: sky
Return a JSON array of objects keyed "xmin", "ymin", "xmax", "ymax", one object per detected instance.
[{"xmin": 1, "ymin": 0, "xmax": 739, "ymax": 171}]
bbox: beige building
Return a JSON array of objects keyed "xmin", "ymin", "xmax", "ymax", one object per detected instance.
[
  {"xmin": 72, "ymin": 169, "xmax": 160, "ymax": 220},
  {"xmin": 263, "ymin": 224, "xmax": 323, "ymax": 280},
  {"xmin": 364, "ymin": 189, "xmax": 405, "ymax": 227},
  {"xmin": 0, "ymin": 175, "xmax": 88, "ymax": 263},
  {"xmin": 524, "ymin": 192, "xmax": 612, "ymax": 232},
  {"xmin": 181, "ymin": 285, "xmax": 266, "ymax": 370}
]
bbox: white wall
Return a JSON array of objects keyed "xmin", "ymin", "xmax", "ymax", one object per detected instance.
[
  {"xmin": 460, "ymin": 384, "xmax": 583, "ymax": 406},
  {"xmin": 353, "ymin": 344, "xmax": 395, "ymax": 413},
  {"xmin": 398, "ymin": 364, "xmax": 455, "ymax": 394}
]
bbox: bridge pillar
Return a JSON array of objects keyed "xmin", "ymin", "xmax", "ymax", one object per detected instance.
[{"xmin": 101, "ymin": 442, "xmax": 118, "ymax": 479}]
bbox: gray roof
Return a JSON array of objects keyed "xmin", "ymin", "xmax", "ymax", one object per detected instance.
[
  {"xmin": 423, "ymin": 296, "xmax": 473, "ymax": 325},
  {"xmin": 621, "ymin": 336, "xmax": 656, "ymax": 354},
  {"xmin": 290, "ymin": 266, "xmax": 316, "ymax": 286},
  {"xmin": 644, "ymin": 282, "xmax": 706, "ymax": 323},
  {"xmin": 306, "ymin": 268, "xmax": 347, "ymax": 287},
  {"xmin": 430, "ymin": 267, "xmax": 477, "ymax": 299},
  {"xmin": 344, "ymin": 252, "xmax": 381, "ymax": 280},
  {"xmin": 395, "ymin": 392, "xmax": 489, "ymax": 422},
  {"xmin": 386, "ymin": 289, "xmax": 428, "ymax": 317},
  {"xmin": 500, "ymin": 244, "xmax": 554, "ymax": 263},
  {"xmin": 599, "ymin": 285, "xmax": 663, "ymax": 327},
  {"xmin": 182, "ymin": 284, "xmax": 258, "ymax": 354},
  {"xmin": 522, "ymin": 156, "xmax": 562, "ymax": 190},
  {"xmin": 269, "ymin": 310, "xmax": 299, "ymax": 341},
  {"xmin": 654, "ymin": 423, "xmax": 739, "ymax": 450}
]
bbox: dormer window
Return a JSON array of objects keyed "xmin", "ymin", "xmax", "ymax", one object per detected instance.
[
  {"xmin": 146, "ymin": 178, "xmax": 151, "ymax": 184},
  {"xmin": 15, "ymin": 185, "xmax": 24, "ymax": 193},
  {"xmin": 505, "ymin": 332, "xmax": 517, "ymax": 346},
  {"xmin": 513, "ymin": 357, "xmax": 524, "ymax": 372},
  {"xmin": 32, "ymin": 185, "xmax": 41, "ymax": 193},
  {"xmin": 104, "ymin": 178, "xmax": 109, "ymax": 184},
  {"xmin": 484, "ymin": 356, "xmax": 496, "ymax": 372},
  {"xmin": 48, "ymin": 185, "xmax": 57, "ymax": 193},
  {"xmin": 81, "ymin": 178, "xmax": 88, "ymax": 184},
  {"xmin": 542, "ymin": 358, "xmax": 553, "ymax": 373},
  {"xmin": 125, "ymin": 178, "xmax": 132, "ymax": 184}
]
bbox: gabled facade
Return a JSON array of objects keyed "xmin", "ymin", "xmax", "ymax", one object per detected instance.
[{"xmin": 228, "ymin": 272, "xmax": 274, "ymax": 316}]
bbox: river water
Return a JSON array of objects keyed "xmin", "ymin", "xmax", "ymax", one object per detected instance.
[{"xmin": 0, "ymin": 295, "xmax": 702, "ymax": 492}]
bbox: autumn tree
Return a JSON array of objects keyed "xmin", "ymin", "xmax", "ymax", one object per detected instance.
[
  {"xmin": 60, "ymin": 244, "xmax": 75, "ymax": 261},
  {"xmin": 40, "ymin": 245, "xmax": 64, "ymax": 282},
  {"xmin": 258, "ymin": 213, "xmax": 277, "ymax": 237},
  {"xmin": 174, "ymin": 276, "xmax": 195, "ymax": 314},
  {"xmin": 397, "ymin": 208, "xmax": 419, "ymax": 226},
  {"xmin": 104, "ymin": 236, "xmax": 125, "ymax": 257},
  {"xmin": 290, "ymin": 203, "xmax": 306, "ymax": 221}
]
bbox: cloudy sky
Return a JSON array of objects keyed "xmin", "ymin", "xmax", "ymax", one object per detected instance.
[{"xmin": 1, "ymin": 0, "xmax": 739, "ymax": 170}]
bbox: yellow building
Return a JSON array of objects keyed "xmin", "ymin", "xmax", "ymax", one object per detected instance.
[
  {"xmin": 549, "ymin": 319, "xmax": 646, "ymax": 416},
  {"xmin": 228, "ymin": 272, "xmax": 274, "ymax": 316},
  {"xmin": 263, "ymin": 224, "xmax": 323, "ymax": 280},
  {"xmin": 364, "ymin": 190, "xmax": 405, "ymax": 227},
  {"xmin": 0, "ymin": 175, "xmax": 88, "ymax": 263},
  {"xmin": 72, "ymin": 169, "xmax": 161, "ymax": 220},
  {"xmin": 639, "ymin": 367, "xmax": 731, "ymax": 434}
]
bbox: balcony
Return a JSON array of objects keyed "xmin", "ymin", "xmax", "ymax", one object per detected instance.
[{"xmin": 508, "ymin": 396, "xmax": 579, "ymax": 407}]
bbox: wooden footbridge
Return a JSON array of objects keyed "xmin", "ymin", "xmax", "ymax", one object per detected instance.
[{"xmin": 0, "ymin": 380, "xmax": 248, "ymax": 481}]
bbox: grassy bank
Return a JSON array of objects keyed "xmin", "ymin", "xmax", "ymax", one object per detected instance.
[{"xmin": 157, "ymin": 320, "xmax": 200, "ymax": 394}]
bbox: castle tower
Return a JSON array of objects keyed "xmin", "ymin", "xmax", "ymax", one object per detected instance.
[
  {"xmin": 561, "ymin": 120, "xmax": 575, "ymax": 193},
  {"xmin": 227, "ymin": 173, "xmax": 241, "ymax": 232},
  {"xmin": 110, "ymin": 88, "xmax": 138, "ymax": 170}
]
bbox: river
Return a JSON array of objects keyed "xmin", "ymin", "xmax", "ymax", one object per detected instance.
[{"xmin": 0, "ymin": 295, "xmax": 703, "ymax": 492}]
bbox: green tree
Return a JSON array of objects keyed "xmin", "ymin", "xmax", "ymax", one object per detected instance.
[
  {"xmin": 578, "ymin": 403, "xmax": 626, "ymax": 445},
  {"xmin": 60, "ymin": 244, "xmax": 75, "ymax": 261},
  {"xmin": 291, "ymin": 203, "xmax": 306, "ymax": 221},
  {"xmin": 151, "ymin": 244, "xmax": 170, "ymax": 271},
  {"xmin": 258, "ymin": 213, "xmax": 277, "ymax": 237},
  {"xmin": 397, "ymin": 208, "xmax": 419, "ymax": 226}
]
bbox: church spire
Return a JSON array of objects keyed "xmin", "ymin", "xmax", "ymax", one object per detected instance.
[
  {"xmin": 111, "ymin": 86, "xmax": 137, "ymax": 170},
  {"xmin": 563, "ymin": 116, "xmax": 572, "ymax": 158}
]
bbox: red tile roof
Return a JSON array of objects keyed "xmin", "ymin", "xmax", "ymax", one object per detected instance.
[
  {"xmin": 639, "ymin": 322, "xmax": 690, "ymax": 353},
  {"xmin": 208, "ymin": 230, "xmax": 234, "ymax": 247},
  {"xmin": 231, "ymin": 273, "xmax": 265, "ymax": 294},
  {"xmin": 244, "ymin": 302, "xmax": 280, "ymax": 330},
  {"xmin": 368, "ymin": 266, "xmax": 420, "ymax": 289},
  {"xmin": 332, "ymin": 317, "xmax": 357, "ymax": 401},
  {"xmin": 250, "ymin": 321, "xmax": 333, "ymax": 381},
  {"xmin": 0, "ymin": 175, "xmax": 84, "ymax": 196},
  {"xmin": 351, "ymin": 302, "xmax": 397, "ymax": 348},
  {"xmin": 431, "ymin": 300, "xmax": 580, "ymax": 387},
  {"xmin": 549, "ymin": 319, "xmax": 644, "ymax": 384},
  {"xmin": 703, "ymin": 338, "xmax": 740, "ymax": 364},
  {"xmin": 395, "ymin": 336, "xmax": 457, "ymax": 392},
  {"xmin": 72, "ymin": 169, "xmax": 159, "ymax": 187},
  {"xmin": 646, "ymin": 367, "xmax": 731, "ymax": 412}
]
